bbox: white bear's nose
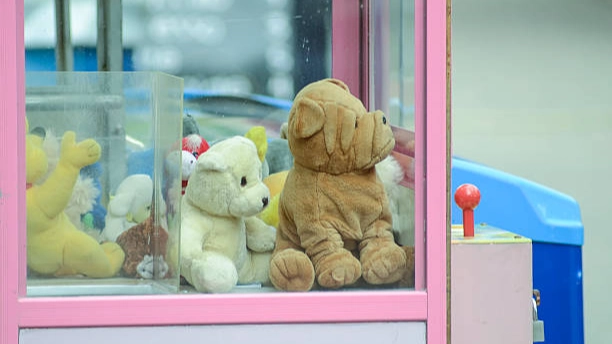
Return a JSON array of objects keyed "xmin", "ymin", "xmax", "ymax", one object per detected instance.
[{"xmin": 262, "ymin": 197, "xmax": 269, "ymax": 207}]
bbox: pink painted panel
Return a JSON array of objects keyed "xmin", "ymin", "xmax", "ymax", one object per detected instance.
[
  {"xmin": 19, "ymin": 292, "xmax": 428, "ymax": 328},
  {"xmin": 360, "ymin": 0, "xmax": 370, "ymax": 110},
  {"xmin": 331, "ymin": 0, "xmax": 365, "ymax": 103},
  {"xmin": 414, "ymin": 0, "xmax": 426, "ymax": 292},
  {"xmin": 1, "ymin": 0, "xmax": 447, "ymax": 336},
  {"xmin": 451, "ymin": 237, "xmax": 532, "ymax": 343},
  {"xmin": 371, "ymin": 1, "xmax": 390, "ymax": 115},
  {"xmin": 0, "ymin": 0, "xmax": 26, "ymax": 343},
  {"xmin": 424, "ymin": 0, "xmax": 449, "ymax": 343}
]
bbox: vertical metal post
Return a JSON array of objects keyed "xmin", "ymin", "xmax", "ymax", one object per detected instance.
[
  {"xmin": 54, "ymin": 0, "xmax": 73, "ymax": 71},
  {"xmin": 96, "ymin": 0, "xmax": 125, "ymax": 200},
  {"xmin": 97, "ymin": 0, "xmax": 123, "ymax": 71}
]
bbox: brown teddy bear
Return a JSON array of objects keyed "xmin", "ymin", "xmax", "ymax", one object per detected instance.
[{"xmin": 269, "ymin": 78, "xmax": 408, "ymax": 291}]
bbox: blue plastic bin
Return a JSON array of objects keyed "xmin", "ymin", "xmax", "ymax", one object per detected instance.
[{"xmin": 451, "ymin": 157, "xmax": 584, "ymax": 344}]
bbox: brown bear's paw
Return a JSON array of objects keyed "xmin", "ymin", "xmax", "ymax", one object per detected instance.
[
  {"xmin": 398, "ymin": 246, "xmax": 415, "ymax": 288},
  {"xmin": 269, "ymin": 249, "xmax": 315, "ymax": 291},
  {"xmin": 361, "ymin": 242, "xmax": 407, "ymax": 285},
  {"xmin": 316, "ymin": 249, "xmax": 362, "ymax": 289}
]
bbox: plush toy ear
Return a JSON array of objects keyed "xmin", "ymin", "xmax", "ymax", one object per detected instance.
[
  {"xmin": 196, "ymin": 151, "xmax": 228, "ymax": 172},
  {"xmin": 279, "ymin": 122, "xmax": 289, "ymax": 139},
  {"xmin": 289, "ymin": 97, "xmax": 325, "ymax": 139},
  {"xmin": 108, "ymin": 193, "xmax": 135, "ymax": 217},
  {"xmin": 325, "ymin": 78, "xmax": 350, "ymax": 92}
]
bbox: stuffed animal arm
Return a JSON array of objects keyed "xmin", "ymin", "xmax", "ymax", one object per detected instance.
[
  {"xmin": 245, "ymin": 216, "xmax": 276, "ymax": 252},
  {"xmin": 31, "ymin": 131, "xmax": 101, "ymax": 220}
]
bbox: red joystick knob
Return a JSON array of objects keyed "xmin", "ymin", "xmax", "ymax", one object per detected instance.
[{"xmin": 454, "ymin": 183, "xmax": 481, "ymax": 237}]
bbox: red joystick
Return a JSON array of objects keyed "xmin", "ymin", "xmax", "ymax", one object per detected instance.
[{"xmin": 454, "ymin": 183, "xmax": 481, "ymax": 237}]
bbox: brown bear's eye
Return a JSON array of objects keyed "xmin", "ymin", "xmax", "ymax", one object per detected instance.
[
  {"xmin": 382, "ymin": 116, "xmax": 387, "ymax": 125},
  {"xmin": 241, "ymin": 176, "xmax": 247, "ymax": 187},
  {"xmin": 355, "ymin": 121, "xmax": 358, "ymax": 128}
]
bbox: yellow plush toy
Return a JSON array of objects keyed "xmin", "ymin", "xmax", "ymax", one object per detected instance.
[
  {"xmin": 245, "ymin": 126, "xmax": 291, "ymax": 229},
  {"xmin": 244, "ymin": 126, "xmax": 268, "ymax": 164},
  {"xmin": 258, "ymin": 171, "xmax": 289, "ymax": 228},
  {"xmin": 26, "ymin": 119, "xmax": 125, "ymax": 278}
]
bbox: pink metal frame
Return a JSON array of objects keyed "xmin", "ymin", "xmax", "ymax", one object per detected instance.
[
  {"xmin": 1, "ymin": 0, "xmax": 447, "ymax": 343},
  {"xmin": 332, "ymin": 0, "xmax": 367, "ymax": 107}
]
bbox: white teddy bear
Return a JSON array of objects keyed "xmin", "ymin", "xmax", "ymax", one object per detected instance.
[
  {"xmin": 100, "ymin": 174, "xmax": 154, "ymax": 243},
  {"xmin": 179, "ymin": 136, "xmax": 276, "ymax": 293}
]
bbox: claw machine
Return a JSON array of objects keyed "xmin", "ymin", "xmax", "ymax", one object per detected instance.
[{"xmin": 1, "ymin": 0, "xmax": 449, "ymax": 343}]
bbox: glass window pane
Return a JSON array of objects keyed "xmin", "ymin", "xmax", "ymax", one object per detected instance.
[
  {"xmin": 25, "ymin": 71, "xmax": 183, "ymax": 296},
  {"xmin": 370, "ymin": 0, "xmax": 420, "ymax": 290},
  {"xmin": 23, "ymin": 0, "xmax": 422, "ymax": 296}
]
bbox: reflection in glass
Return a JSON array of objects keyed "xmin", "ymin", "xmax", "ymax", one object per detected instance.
[{"xmin": 371, "ymin": 0, "xmax": 417, "ymax": 258}]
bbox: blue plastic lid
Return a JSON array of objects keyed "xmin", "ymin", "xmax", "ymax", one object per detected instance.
[
  {"xmin": 451, "ymin": 157, "xmax": 584, "ymax": 246},
  {"xmin": 183, "ymin": 89, "xmax": 293, "ymax": 112}
]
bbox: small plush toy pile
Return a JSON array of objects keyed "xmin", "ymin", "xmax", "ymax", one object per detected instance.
[
  {"xmin": 24, "ymin": 80, "xmax": 414, "ymax": 291},
  {"xmin": 176, "ymin": 78, "xmax": 415, "ymax": 293}
]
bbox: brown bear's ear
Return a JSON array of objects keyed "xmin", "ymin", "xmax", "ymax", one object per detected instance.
[
  {"xmin": 324, "ymin": 78, "xmax": 350, "ymax": 92},
  {"xmin": 196, "ymin": 151, "xmax": 228, "ymax": 172},
  {"xmin": 289, "ymin": 97, "xmax": 325, "ymax": 139},
  {"xmin": 279, "ymin": 122, "xmax": 289, "ymax": 139}
]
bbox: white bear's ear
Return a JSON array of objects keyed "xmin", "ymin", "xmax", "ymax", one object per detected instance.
[{"xmin": 196, "ymin": 151, "xmax": 228, "ymax": 172}]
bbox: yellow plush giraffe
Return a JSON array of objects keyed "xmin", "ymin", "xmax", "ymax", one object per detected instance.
[
  {"xmin": 245, "ymin": 126, "xmax": 283, "ymax": 228},
  {"xmin": 26, "ymin": 118, "xmax": 124, "ymax": 278}
]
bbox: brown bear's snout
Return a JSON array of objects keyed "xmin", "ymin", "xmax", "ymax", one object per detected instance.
[{"xmin": 353, "ymin": 110, "xmax": 395, "ymax": 170}]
